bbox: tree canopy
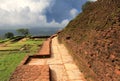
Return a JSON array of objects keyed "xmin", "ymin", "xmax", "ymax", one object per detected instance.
[
  {"xmin": 16, "ymin": 28, "xmax": 30, "ymax": 36},
  {"xmin": 4, "ymin": 32, "xmax": 14, "ymax": 38}
]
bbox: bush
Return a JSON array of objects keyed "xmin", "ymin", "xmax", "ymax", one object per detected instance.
[
  {"xmin": 4, "ymin": 32, "xmax": 14, "ymax": 39},
  {"xmin": 16, "ymin": 28, "xmax": 30, "ymax": 36}
]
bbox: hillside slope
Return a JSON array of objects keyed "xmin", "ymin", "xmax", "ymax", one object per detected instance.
[{"xmin": 58, "ymin": 0, "xmax": 120, "ymax": 81}]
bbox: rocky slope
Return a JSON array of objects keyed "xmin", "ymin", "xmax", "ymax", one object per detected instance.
[{"xmin": 58, "ymin": 0, "xmax": 120, "ymax": 81}]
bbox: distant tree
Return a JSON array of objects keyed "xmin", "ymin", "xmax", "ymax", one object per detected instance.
[
  {"xmin": 82, "ymin": 1, "xmax": 92, "ymax": 11},
  {"xmin": 4, "ymin": 32, "xmax": 14, "ymax": 38},
  {"xmin": 16, "ymin": 28, "xmax": 30, "ymax": 36}
]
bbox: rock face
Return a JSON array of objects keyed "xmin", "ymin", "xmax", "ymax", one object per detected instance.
[{"xmin": 58, "ymin": 0, "xmax": 120, "ymax": 81}]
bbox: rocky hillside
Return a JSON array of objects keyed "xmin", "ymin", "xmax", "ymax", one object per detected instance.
[{"xmin": 58, "ymin": 0, "xmax": 120, "ymax": 81}]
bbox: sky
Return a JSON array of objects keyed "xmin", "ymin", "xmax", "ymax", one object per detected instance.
[{"xmin": 0, "ymin": 0, "xmax": 97, "ymax": 29}]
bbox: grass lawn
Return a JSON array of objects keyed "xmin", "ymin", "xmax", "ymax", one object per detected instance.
[
  {"xmin": 0, "ymin": 39, "xmax": 10, "ymax": 43},
  {"xmin": 0, "ymin": 53, "xmax": 26, "ymax": 81},
  {"xmin": 0, "ymin": 38, "xmax": 45, "ymax": 81}
]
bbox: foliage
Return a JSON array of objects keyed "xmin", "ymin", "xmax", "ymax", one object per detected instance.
[
  {"xmin": 4, "ymin": 32, "xmax": 14, "ymax": 39},
  {"xmin": 16, "ymin": 28, "xmax": 30, "ymax": 36}
]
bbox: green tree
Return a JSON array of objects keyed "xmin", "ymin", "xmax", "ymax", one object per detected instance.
[
  {"xmin": 17, "ymin": 28, "xmax": 30, "ymax": 36},
  {"xmin": 4, "ymin": 32, "xmax": 14, "ymax": 38}
]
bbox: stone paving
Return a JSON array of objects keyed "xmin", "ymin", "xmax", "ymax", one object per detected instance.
[{"xmin": 28, "ymin": 37, "xmax": 86, "ymax": 81}]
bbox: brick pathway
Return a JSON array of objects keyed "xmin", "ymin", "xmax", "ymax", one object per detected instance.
[
  {"xmin": 10, "ymin": 65, "xmax": 50, "ymax": 81},
  {"xmin": 28, "ymin": 37, "xmax": 86, "ymax": 81},
  {"xmin": 38, "ymin": 38, "xmax": 51, "ymax": 56}
]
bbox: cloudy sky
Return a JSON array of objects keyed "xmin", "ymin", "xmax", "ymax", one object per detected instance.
[{"xmin": 0, "ymin": 0, "xmax": 97, "ymax": 29}]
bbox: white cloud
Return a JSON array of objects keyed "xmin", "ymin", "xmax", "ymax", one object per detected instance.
[
  {"xmin": 0, "ymin": 0, "xmax": 68, "ymax": 29},
  {"xmin": 70, "ymin": 8, "xmax": 79, "ymax": 18},
  {"xmin": 49, "ymin": 19, "xmax": 69, "ymax": 28},
  {"xmin": 0, "ymin": 0, "xmax": 51, "ymax": 13}
]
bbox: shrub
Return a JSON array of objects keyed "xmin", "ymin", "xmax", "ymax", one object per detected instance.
[{"xmin": 4, "ymin": 32, "xmax": 14, "ymax": 39}]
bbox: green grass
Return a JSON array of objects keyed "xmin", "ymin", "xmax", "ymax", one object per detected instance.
[
  {"xmin": 0, "ymin": 53, "xmax": 26, "ymax": 81},
  {"xmin": 0, "ymin": 39, "xmax": 10, "ymax": 43},
  {"xmin": 0, "ymin": 38, "xmax": 45, "ymax": 81},
  {"xmin": 0, "ymin": 38, "xmax": 44, "ymax": 53}
]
